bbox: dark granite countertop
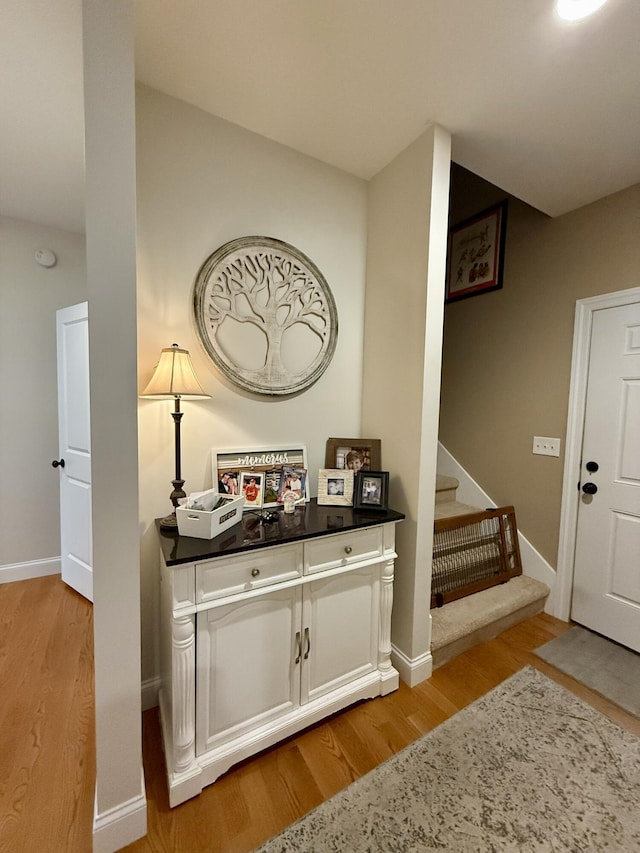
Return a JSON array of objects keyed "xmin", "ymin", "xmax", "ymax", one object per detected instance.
[{"xmin": 157, "ymin": 498, "xmax": 405, "ymax": 567}]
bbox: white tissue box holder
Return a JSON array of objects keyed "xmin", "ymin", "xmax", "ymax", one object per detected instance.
[{"xmin": 176, "ymin": 494, "xmax": 244, "ymax": 539}]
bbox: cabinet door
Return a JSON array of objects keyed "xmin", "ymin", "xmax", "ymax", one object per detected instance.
[
  {"xmin": 301, "ymin": 565, "xmax": 379, "ymax": 705},
  {"xmin": 196, "ymin": 587, "xmax": 302, "ymax": 754}
]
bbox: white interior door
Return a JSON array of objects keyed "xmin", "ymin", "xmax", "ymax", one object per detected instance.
[
  {"xmin": 571, "ymin": 301, "xmax": 640, "ymax": 651},
  {"xmin": 56, "ymin": 302, "xmax": 93, "ymax": 602}
]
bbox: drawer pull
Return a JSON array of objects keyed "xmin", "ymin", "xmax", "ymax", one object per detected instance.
[
  {"xmin": 303, "ymin": 627, "xmax": 311, "ymax": 660},
  {"xmin": 251, "ymin": 568, "xmax": 260, "ymax": 578},
  {"xmin": 344, "ymin": 545, "xmax": 353, "ymax": 555},
  {"xmin": 295, "ymin": 631, "xmax": 302, "ymax": 664}
]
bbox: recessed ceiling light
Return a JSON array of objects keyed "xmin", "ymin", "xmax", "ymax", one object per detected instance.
[{"xmin": 556, "ymin": 0, "xmax": 608, "ymax": 21}]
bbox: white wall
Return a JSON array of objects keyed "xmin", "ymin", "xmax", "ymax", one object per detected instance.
[
  {"xmin": 0, "ymin": 215, "xmax": 86, "ymax": 577},
  {"xmin": 136, "ymin": 85, "xmax": 369, "ymax": 686}
]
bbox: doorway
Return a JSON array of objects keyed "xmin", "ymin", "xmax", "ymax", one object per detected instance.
[{"xmin": 555, "ymin": 285, "xmax": 640, "ymax": 650}]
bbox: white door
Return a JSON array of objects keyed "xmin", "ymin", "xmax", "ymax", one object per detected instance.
[
  {"xmin": 571, "ymin": 301, "xmax": 640, "ymax": 651},
  {"xmin": 56, "ymin": 302, "xmax": 93, "ymax": 602}
]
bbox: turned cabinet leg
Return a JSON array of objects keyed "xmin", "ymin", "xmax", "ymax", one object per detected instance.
[
  {"xmin": 378, "ymin": 558, "xmax": 394, "ymax": 674},
  {"xmin": 172, "ymin": 613, "xmax": 196, "ymax": 774}
]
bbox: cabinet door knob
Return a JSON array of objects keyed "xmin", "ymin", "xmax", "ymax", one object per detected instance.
[
  {"xmin": 251, "ymin": 568, "xmax": 260, "ymax": 577},
  {"xmin": 344, "ymin": 545, "xmax": 352, "ymax": 555},
  {"xmin": 52, "ymin": 458, "xmax": 65, "ymax": 469}
]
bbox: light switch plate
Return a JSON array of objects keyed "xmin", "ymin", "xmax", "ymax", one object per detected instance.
[{"xmin": 533, "ymin": 436, "xmax": 561, "ymax": 457}]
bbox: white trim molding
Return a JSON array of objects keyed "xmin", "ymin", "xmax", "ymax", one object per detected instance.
[
  {"xmin": 437, "ymin": 443, "xmax": 556, "ymax": 602},
  {"xmin": 555, "ymin": 286, "xmax": 640, "ymax": 622},
  {"xmin": 92, "ymin": 771, "xmax": 147, "ymax": 853},
  {"xmin": 0, "ymin": 557, "xmax": 61, "ymax": 585},
  {"xmin": 391, "ymin": 643, "xmax": 433, "ymax": 686},
  {"xmin": 141, "ymin": 676, "xmax": 161, "ymax": 711}
]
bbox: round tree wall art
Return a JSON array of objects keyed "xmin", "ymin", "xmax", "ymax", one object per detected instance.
[{"xmin": 193, "ymin": 236, "xmax": 338, "ymax": 396}]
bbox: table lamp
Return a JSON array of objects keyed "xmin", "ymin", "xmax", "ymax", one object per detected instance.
[{"xmin": 141, "ymin": 344, "xmax": 210, "ymax": 530}]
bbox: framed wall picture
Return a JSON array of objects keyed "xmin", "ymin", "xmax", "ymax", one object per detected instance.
[
  {"xmin": 324, "ymin": 438, "xmax": 381, "ymax": 473},
  {"xmin": 317, "ymin": 468, "xmax": 354, "ymax": 506},
  {"xmin": 445, "ymin": 200, "xmax": 507, "ymax": 303},
  {"xmin": 354, "ymin": 471, "xmax": 389, "ymax": 511},
  {"xmin": 212, "ymin": 445, "xmax": 309, "ymax": 509}
]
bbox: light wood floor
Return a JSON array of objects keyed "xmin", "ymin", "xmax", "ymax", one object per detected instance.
[
  {"xmin": 1, "ymin": 576, "xmax": 638, "ymax": 853},
  {"xmin": 0, "ymin": 574, "xmax": 95, "ymax": 853}
]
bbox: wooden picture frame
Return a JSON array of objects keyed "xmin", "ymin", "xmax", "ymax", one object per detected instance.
[
  {"xmin": 354, "ymin": 471, "xmax": 389, "ymax": 511},
  {"xmin": 445, "ymin": 201, "xmax": 507, "ymax": 303},
  {"xmin": 324, "ymin": 438, "xmax": 381, "ymax": 473},
  {"xmin": 317, "ymin": 468, "xmax": 354, "ymax": 506},
  {"xmin": 212, "ymin": 445, "xmax": 309, "ymax": 509}
]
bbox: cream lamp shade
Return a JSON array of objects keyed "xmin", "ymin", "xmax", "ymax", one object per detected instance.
[{"xmin": 141, "ymin": 344, "xmax": 210, "ymax": 399}]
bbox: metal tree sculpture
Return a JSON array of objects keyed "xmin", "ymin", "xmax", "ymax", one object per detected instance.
[{"xmin": 194, "ymin": 237, "xmax": 338, "ymax": 395}]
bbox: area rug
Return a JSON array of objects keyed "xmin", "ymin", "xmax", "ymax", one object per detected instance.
[
  {"xmin": 535, "ymin": 625, "xmax": 640, "ymax": 718},
  {"xmin": 254, "ymin": 666, "xmax": 640, "ymax": 852}
]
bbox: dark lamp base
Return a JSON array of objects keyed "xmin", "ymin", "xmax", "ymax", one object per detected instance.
[{"xmin": 159, "ymin": 512, "xmax": 179, "ymax": 531}]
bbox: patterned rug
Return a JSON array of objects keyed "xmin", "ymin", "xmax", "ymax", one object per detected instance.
[{"xmin": 255, "ymin": 666, "xmax": 640, "ymax": 852}]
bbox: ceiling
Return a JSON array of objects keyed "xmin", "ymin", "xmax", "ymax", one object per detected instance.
[{"xmin": 2, "ymin": 0, "xmax": 639, "ymax": 234}]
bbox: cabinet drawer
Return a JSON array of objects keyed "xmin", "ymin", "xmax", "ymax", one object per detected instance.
[
  {"xmin": 304, "ymin": 526, "xmax": 383, "ymax": 575},
  {"xmin": 196, "ymin": 543, "xmax": 303, "ymax": 603}
]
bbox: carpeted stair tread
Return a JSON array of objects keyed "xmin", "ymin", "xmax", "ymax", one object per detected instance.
[
  {"xmin": 431, "ymin": 575, "xmax": 550, "ymax": 669},
  {"xmin": 435, "ymin": 474, "xmax": 459, "ymax": 505},
  {"xmin": 434, "ymin": 499, "xmax": 482, "ymax": 520}
]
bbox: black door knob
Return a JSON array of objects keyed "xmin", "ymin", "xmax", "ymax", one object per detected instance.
[
  {"xmin": 52, "ymin": 459, "xmax": 65, "ymax": 469},
  {"xmin": 582, "ymin": 482, "xmax": 597, "ymax": 495},
  {"xmin": 586, "ymin": 461, "xmax": 599, "ymax": 473}
]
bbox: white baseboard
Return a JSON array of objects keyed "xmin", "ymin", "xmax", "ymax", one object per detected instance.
[
  {"xmin": 391, "ymin": 644, "xmax": 433, "ymax": 687},
  {"xmin": 142, "ymin": 676, "xmax": 161, "ymax": 711},
  {"xmin": 437, "ymin": 443, "xmax": 557, "ymax": 608},
  {"xmin": 0, "ymin": 557, "xmax": 61, "ymax": 585},
  {"xmin": 93, "ymin": 771, "xmax": 147, "ymax": 853}
]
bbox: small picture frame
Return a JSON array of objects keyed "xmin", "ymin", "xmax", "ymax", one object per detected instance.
[
  {"xmin": 276, "ymin": 466, "xmax": 307, "ymax": 506},
  {"xmin": 324, "ymin": 438, "xmax": 382, "ymax": 473},
  {"xmin": 217, "ymin": 470, "xmax": 241, "ymax": 496},
  {"xmin": 354, "ymin": 471, "xmax": 389, "ymax": 511},
  {"xmin": 239, "ymin": 472, "xmax": 264, "ymax": 509},
  {"xmin": 317, "ymin": 468, "xmax": 354, "ymax": 506}
]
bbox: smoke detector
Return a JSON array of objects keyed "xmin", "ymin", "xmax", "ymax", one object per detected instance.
[{"xmin": 35, "ymin": 248, "xmax": 58, "ymax": 268}]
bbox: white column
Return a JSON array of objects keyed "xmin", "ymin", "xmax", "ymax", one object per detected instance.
[
  {"xmin": 83, "ymin": 1, "xmax": 146, "ymax": 850},
  {"xmin": 172, "ymin": 614, "xmax": 196, "ymax": 773},
  {"xmin": 363, "ymin": 125, "xmax": 451, "ymax": 685}
]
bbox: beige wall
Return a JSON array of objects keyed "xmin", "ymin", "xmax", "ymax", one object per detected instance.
[
  {"xmin": 136, "ymin": 85, "xmax": 369, "ymax": 684},
  {"xmin": 439, "ymin": 167, "xmax": 640, "ymax": 565},
  {"xmin": 363, "ymin": 126, "xmax": 451, "ymax": 668},
  {"xmin": 0, "ymin": 215, "xmax": 86, "ymax": 570}
]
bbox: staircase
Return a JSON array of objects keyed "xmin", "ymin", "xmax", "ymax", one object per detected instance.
[{"xmin": 431, "ymin": 475, "xmax": 550, "ymax": 669}]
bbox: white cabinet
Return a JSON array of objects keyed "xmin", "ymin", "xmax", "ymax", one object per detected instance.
[{"xmin": 158, "ymin": 502, "xmax": 403, "ymax": 807}]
